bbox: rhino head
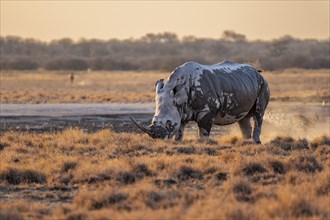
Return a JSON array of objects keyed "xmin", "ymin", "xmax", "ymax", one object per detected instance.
[{"xmin": 131, "ymin": 68, "xmax": 191, "ymax": 139}]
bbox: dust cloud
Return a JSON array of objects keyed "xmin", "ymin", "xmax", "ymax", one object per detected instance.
[
  {"xmin": 262, "ymin": 102, "xmax": 329, "ymax": 141},
  {"xmin": 203, "ymin": 102, "xmax": 329, "ymax": 142}
]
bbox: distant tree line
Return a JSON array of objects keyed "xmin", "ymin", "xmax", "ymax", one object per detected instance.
[{"xmin": 1, "ymin": 31, "xmax": 329, "ymax": 71}]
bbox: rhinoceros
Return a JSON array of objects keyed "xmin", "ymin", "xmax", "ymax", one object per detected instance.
[{"xmin": 131, "ymin": 60, "xmax": 270, "ymax": 144}]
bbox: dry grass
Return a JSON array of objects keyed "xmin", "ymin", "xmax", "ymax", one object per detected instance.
[
  {"xmin": 0, "ymin": 70, "xmax": 167, "ymax": 104},
  {"xmin": 0, "ymin": 69, "xmax": 329, "ymax": 104},
  {"xmin": 0, "ymin": 129, "xmax": 329, "ymax": 219}
]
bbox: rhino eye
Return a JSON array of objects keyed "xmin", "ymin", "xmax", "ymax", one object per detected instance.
[{"xmin": 170, "ymin": 86, "xmax": 179, "ymax": 97}]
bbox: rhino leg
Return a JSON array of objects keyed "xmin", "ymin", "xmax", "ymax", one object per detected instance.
[
  {"xmin": 252, "ymin": 115, "xmax": 263, "ymax": 144},
  {"xmin": 175, "ymin": 122, "xmax": 186, "ymax": 141},
  {"xmin": 197, "ymin": 112, "xmax": 214, "ymax": 140},
  {"xmin": 238, "ymin": 115, "xmax": 252, "ymax": 139},
  {"xmin": 252, "ymin": 81, "xmax": 270, "ymax": 144}
]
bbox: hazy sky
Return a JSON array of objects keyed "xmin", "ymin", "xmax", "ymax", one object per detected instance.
[{"xmin": 1, "ymin": 1, "xmax": 329, "ymax": 41}]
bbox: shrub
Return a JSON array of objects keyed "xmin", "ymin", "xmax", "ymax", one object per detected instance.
[
  {"xmin": 311, "ymin": 135, "xmax": 330, "ymax": 149},
  {"xmin": 292, "ymin": 138, "xmax": 309, "ymax": 150},
  {"xmin": 215, "ymin": 172, "xmax": 228, "ymax": 181},
  {"xmin": 144, "ymin": 191, "xmax": 165, "ymax": 209},
  {"xmin": 62, "ymin": 161, "xmax": 77, "ymax": 172},
  {"xmin": 75, "ymin": 190, "xmax": 128, "ymax": 210},
  {"xmin": 242, "ymin": 162, "xmax": 268, "ymax": 176},
  {"xmin": 175, "ymin": 146, "xmax": 196, "ymax": 154},
  {"xmin": 291, "ymin": 155, "xmax": 323, "ymax": 173},
  {"xmin": 132, "ymin": 163, "xmax": 153, "ymax": 179},
  {"xmin": 0, "ymin": 167, "xmax": 46, "ymax": 184},
  {"xmin": 0, "ymin": 143, "xmax": 9, "ymax": 151},
  {"xmin": 175, "ymin": 166, "xmax": 203, "ymax": 181},
  {"xmin": 116, "ymin": 171, "xmax": 136, "ymax": 184},
  {"xmin": 270, "ymin": 136, "xmax": 294, "ymax": 151},
  {"xmin": 232, "ymin": 179, "xmax": 253, "ymax": 202},
  {"xmin": 269, "ymin": 160, "xmax": 287, "ymax": 174}
]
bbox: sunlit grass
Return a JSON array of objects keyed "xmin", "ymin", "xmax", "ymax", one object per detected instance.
[
  {"xmin": 0, "ymin": 129, "xmax": 329, "ymax": 219},
  {"xmin": 0, "ymin": 69, "xmax": 329, "ymax": 104}
]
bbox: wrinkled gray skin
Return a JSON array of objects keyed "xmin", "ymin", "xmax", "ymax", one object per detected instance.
[{"xmin": 132, "ymin": 60, "xmax": 270, "ymax": 144}]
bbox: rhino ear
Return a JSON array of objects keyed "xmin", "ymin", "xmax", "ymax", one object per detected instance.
[{"xmin": 155, "ymin": 79, "xmax": 164, "ymax": 93}]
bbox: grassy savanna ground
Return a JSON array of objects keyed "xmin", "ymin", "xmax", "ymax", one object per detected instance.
[
  {"xmin": 0, "ymin": 69, "xmax": 329, "ymax": 104},
  {"xmin": 0, "ymin": 129, "xmax": 329, "ymax": 219},
  {"xmin": 0, "ymin": 68, "xmax": 329, "ymax": 219}
]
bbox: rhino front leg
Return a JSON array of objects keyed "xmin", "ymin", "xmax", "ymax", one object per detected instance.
[
  {"xmin": 175, "ymin": 122, "xmax": 186, "ymax": 141},
  {"xmin": 197, "ymin": 112, "xmax": 214, "ymax": 140}
]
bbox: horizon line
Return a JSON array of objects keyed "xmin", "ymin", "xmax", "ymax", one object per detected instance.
[{"xmin": 1, "ymin": 32, "xmax": 329, "ymax": 43}]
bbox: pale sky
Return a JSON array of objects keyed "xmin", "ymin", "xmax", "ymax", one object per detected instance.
[{"xmin": 1, "ymin": 1, "xmax": 329, "ymax": 41}]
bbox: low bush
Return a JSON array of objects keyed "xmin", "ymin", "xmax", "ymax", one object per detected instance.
[{"xmin": 0, "ymin": 167, "xmax": 46, "ymax": 184}]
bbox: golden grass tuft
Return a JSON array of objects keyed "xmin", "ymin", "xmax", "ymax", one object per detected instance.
[
  {"xmin": 74, "ymin": 188, "xmax": 128, "ymax": 210},
  {"xmin": 311, "ymin": 135, "xmax": 330, "ymax": 149},
  {"xmin": 230, "ymin": 178, "xmax": 254, "ymax": 202},
  {"xmin": 290, "ymin": 154, "xmax": 323, "ymax": 173},
  {"xmin": 0, "ymin": 207, "xmax": 23, "ymax": 220}
]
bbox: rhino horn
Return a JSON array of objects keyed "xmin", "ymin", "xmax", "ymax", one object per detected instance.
[
  {"xmin": 130, "ymin": 116, "xmax": 168, "ymax": 139},
  {"xmin": 130, "ymin": 116, "xmax": 153, "ymax": 136}
]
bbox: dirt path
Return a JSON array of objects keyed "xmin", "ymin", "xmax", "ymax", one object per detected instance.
[
  {"xmin": 0, "ymin": 103, "xmax": 155, "ymax": 116},
  {"xmin": 1, "ymin": 102, "xmax": 329, "ymax": 139}
]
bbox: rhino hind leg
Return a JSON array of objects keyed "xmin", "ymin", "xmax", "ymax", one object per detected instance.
[
  {"xmin": 253, "ymin": 114, "xmax": 263, "ymax": 144},
  {"xmin": 238, "ymin": 115, "xmax": 252, "ymax": 139},
  {"xmin": 252, "ymin": 80, "xmax": 270, "ymax": 144}
]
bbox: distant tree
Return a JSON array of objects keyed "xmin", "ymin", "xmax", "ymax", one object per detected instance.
[
  {"xmin": 182, "ymin": 35, "xmax": 197, "ymax": 42},
  {"xmin": 0, "ymin": 33, "xmax": 329, "ymax": 71},
  {"xmin": 270, "ymin": 35, "xmax": 295, "ymax": 56},
  {"xmin": 141, "ymin": 32, "xmax": 178, "ymax": 43},
  {"xmin": 89, "ymin": 57, "xmax": 137, "ymax": 70},
  {"xmin": 66, "ymin": 58, "xmax": 89, "ymax": 70},
  {"xmin": 45, "ymin": 58, "xmax": 88, "ymax": 70},
  {"xmin": 9, "ymin": 58, "xmax": 38, "ymax": 70},
  {"xmin": 222, "ymin": 30, "xmax": 247, "ymax": 42},
  {"xmin": 0, "ymin": 58, "xmax": 10, "ymax": 70}
]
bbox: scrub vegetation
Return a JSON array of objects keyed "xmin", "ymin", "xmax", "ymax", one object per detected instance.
[
  {"xmin": 0, "ymin": 129, "xmax": 329, "ymax": 219},
  {"xmin": 1, "ymin": 32, "xmax": 329, "ymax": 71}
]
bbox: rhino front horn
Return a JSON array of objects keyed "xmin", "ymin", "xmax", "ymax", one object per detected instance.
[{"xmin": 130, "ymin": 116, "xmax": 152, "ymax": 135}]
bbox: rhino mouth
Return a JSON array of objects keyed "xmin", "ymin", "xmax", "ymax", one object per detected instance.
[{"xmin": 130, "ymin": 116, "xmax": 170, "ymax": 139}]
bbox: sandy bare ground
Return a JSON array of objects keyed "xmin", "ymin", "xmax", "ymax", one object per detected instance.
[
  {"xmin": 1, "ymin": 101, "xmax": 328, "ymax": 141},
  {"xmin": 1, "ymin": 69, "xmax": 329, "ymax": 104}
]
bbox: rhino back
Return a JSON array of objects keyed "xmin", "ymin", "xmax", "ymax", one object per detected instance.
[{"xmin": 189, "ymin": 63, "xmax": 262, "ymax": 124}]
